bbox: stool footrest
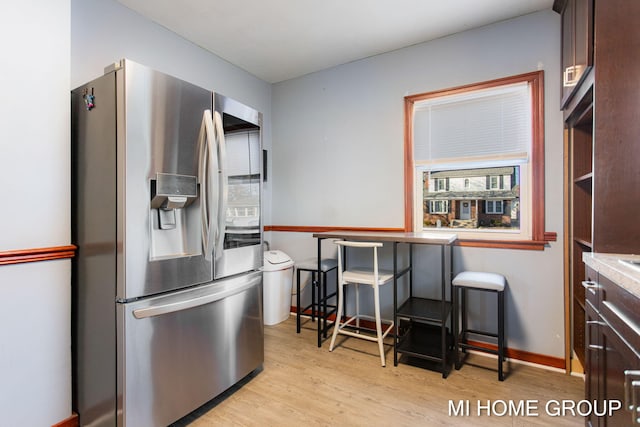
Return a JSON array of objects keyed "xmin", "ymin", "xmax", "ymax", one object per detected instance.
[
  {"xmin": 299, "ymin": 302, "xmax": 316, "ymax": 315},
  {"xmin": 298, "ymin": 304, "xmax": 339, "ymax": 317},
  {"xmin": 458, "ymin": 342, "xmax": 500, "ymax": 356},
  {"xmin": 337, "ymin": 314, "xmax": 394, "ymax": 342},
  {"xmin": 461, "ymin": 329, "xmax": 498, "ymax": 339},
  {"xmin": 322, "ymin": 291, "xmax": 338, "ymax": 300},
  {"xmin": 297, "ymin": 266, "xmax": 338, "ymax": 273}
]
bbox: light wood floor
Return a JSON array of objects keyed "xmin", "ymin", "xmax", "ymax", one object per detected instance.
[{"xmin": 173, "ymin": 316, "xmax": 585, "ymax": 426}]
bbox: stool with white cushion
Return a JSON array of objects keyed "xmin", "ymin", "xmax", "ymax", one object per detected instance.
[
  {"xmin": 452, "ymin": 271, "xmax": 506, "ymax": 381},
  {"xmin": 295, "ymin": 257, "xmax": 339, "ymax": 347}
]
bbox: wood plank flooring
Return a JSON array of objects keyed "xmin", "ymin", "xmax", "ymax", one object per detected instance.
[{"xmin": 173, "ymin": 316, "xmax": 585, "ymax": 426}]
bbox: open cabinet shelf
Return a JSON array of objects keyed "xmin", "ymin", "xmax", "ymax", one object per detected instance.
[{"xmin": 566, "ymin": 86, "xmax": 593, "ymax": 368}]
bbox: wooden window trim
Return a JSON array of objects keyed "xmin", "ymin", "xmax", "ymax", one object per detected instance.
[{"xmin": 403, "ymin": 70, "xmax": 553, "ymax": 250}]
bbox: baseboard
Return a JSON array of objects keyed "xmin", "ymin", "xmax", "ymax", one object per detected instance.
[
  {"xmin": 52, "ymin": 413, "xmax": 78, "ymax": 427},
  {"xmin": 570, "ymin": 354, "xmax": 585, "ymax": 375},
  {"xmin": 465, "ymin": 339, "xmax": 565, "ymax": 370},
  {"xmin": 291, "ymin": 306, "xmax": 566, "ymax": 370}
]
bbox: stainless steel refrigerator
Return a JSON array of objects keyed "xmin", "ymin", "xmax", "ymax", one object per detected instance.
[{"xmin": 71, "ymin": 59, "xmax": 264, "ymax": 427}]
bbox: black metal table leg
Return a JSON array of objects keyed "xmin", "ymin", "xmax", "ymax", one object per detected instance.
[
  {"xmin": 296, "ymin": 267, "xmax": 302, "ymax": 333},
  {"xmin": 316, "ymin": 237, "xmax": 322, "ymax": 347},
  {"xmin": 393, "ymin": 242, "xmax": 398, "ymax": 367}
]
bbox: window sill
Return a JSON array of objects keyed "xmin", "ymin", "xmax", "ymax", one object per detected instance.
[{"xmin": 456, "ymin": 232, "xmax": 556, "ymax": 251}]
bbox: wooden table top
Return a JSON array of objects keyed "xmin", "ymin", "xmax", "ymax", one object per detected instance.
[{"xmin": 312, "ymin": 230, "xmax": 458, "ymax": 245}]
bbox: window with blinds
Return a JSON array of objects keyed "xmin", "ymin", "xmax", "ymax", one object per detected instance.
[
  {"xmin": 405, "ymin": 72, "xmax": 544, "ymax": 242},
  {"xmin": 413, "ymin": 82, "xmax": 531, "ymax": 168}
]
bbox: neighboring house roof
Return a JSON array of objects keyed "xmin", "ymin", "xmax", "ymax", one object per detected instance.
[
  {"xmin": 429, "ymin": 167, "xmax": 514, "ymax": 178},
  {"xmin": 425, "ymin": 189, "xmax": 518, "ymax": 200}
]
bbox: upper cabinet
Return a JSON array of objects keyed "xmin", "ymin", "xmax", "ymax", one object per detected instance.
[
  {"xmin": 591, "ymin": 1, "xmax": 640, "ymax": 254},
  {"xmin": 555, "ymin": 0, "xmax": 594, "ymax": 110}
]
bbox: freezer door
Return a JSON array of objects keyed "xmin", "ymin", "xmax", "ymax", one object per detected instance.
[
  {"xmin": 118, "ymin": 271, "xmax": 263, "ymax": 427},
  {"xmin": 117, "ymin": 60, "xmax": 215, "ymax": 299},
  {"xmin": 213, "ymin": 93, "xmax": 263, "ymax": 279}
]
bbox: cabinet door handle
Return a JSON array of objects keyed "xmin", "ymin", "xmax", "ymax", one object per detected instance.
[
  {"xmin": 625, "ymin": 371, "xmax": 640, "ymax": 423},
  {"xmin": 582, "ymin": 280, "xmax": 600, "ymax": 295},
  {"xmin": 563, "ymin": 65, "xmax": 584, "ymax": 87},
  {"xmin": 602, "ymin": 301, "xmax": 640, "ymax": 337},
  {"xmin": 585, "ymin": 320, "xmax": 605, "ymax": 348},
  {"xmin": 563, "ymin": 66, "xmax": 574, "ymax": 86},
  {"xmin": 632, "ymin": 379, "xmax": 640, "ymax": 424},
  {"xmin": 587, "ymin": 344, "xmax": 614, "ymax": 352}
]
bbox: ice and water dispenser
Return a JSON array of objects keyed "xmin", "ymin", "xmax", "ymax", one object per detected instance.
[{"xmin": 150, "ymin": 173, "xmax": 201, "ymax": 260}]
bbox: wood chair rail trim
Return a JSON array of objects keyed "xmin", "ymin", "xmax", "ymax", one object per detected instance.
[{"xmin": 0, "ymin": 245, "xmax": 77, "ymax": 266}]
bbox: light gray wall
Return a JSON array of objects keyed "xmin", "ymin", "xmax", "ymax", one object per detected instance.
[
  {"xmin": 0, "ymin": 1, "xmax": 71, "ymax": 425},
  {"xmin": 269, "ymin": 9, "xmax": 566, "ymax": 359},
  {"xmin": 71, "ymin": 0, "xmax": 274, "ymax": 224}
]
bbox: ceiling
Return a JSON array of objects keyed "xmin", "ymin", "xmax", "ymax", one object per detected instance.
[{"xmin": 117, "ymin": 0, "xmax": 554, "ymax": 83}]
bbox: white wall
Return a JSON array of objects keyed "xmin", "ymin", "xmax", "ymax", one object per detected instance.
[
  {"xmin": 71, "ymin": 0, "xmax": 273, "ymax": 225},
  {"xmin": 1, "ymin": 3, "xmax": 71, "ymax": 250},
  {"xmin": 0, "ymin": 262, "xmax": 71, "ymax": 425},
  {"xmin": 0, "ymin": 1, "xmax": 71, "ymax": 425},
  {"xmin": 269, "ymin": 10, "xmax": 566, "ymax": 359}
]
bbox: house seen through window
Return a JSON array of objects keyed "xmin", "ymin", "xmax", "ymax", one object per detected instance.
[{"xmin": 423, "ymin": 166, "xmax": 518, "ymax": 229}]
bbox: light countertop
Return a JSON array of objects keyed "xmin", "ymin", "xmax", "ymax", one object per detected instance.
[{"xmin": 583, "ymin": 253, "xmax": 640, "ymax": 298}]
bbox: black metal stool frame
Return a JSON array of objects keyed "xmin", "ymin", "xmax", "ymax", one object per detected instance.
[
  {"xmin": 452, "ymin": 284, "xmax": 505, "ymax": 381},
  {"xmin": 296, "ymin": 264, "xmax": 339, "ymax": 347}
]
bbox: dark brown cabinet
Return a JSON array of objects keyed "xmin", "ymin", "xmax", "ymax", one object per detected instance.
[
  {"xmin": 584, "ymin": 300, "xmax": 600, "ymax": 426},
  {"xmin": 583, "ymin": 263, "xmax": 640, "ymax": 426},
  {"xmin": 559, "ymin": 0, "xmax": 640, "ymax": 372},
  {"xmin": 557, "ymin": 0, "xmax": 593, "ymax": 108},
  {"xmin": 591, "ymin": 2, "xmax": 640, "ymax": 254}
]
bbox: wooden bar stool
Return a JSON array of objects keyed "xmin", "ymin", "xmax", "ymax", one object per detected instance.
[
  {"xmin": 295, "ymin": 258, "xmax": 338, "ymax": 347},
  {"xmin": 452, "ymin": 271, "xmax": 506, "ymax": 381}
]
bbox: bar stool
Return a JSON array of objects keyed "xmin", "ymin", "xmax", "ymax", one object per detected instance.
[
  {"xmin": 295, "ymin": 257, "xmax": 338, "ymax": 347},
  {"xmin": 329, "ymin": 241, "xmax": 394, "ymax": 367},
  {"xmin": 452, "ymin": 271, "xmax": 506, "ymax": 381}
]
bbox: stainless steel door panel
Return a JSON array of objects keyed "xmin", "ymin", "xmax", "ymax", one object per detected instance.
[
  {"xmin": 214, "ymin": 93, "xmax": 261, "ymax": 128},
  {"xmin": 215, "ymin": 244, "xmax": 263, "ymax": 280},
  {"xmin": 131, "ymin": 278, "xmax": 256, "ymax": 318},
  {"xmin": 116, "ymin": 60, "xmax": 214, "ymax": 300},
  {"xmin": 213, "ymin": 93, "xmax": 263, "ymax": 279},
  {"xmin": 71, "ymin": 74, "xmax": 119, "ymax": 427},
  {"xmin": 118, "ymin": 271, "xmax": 263, "ymax": 427}
]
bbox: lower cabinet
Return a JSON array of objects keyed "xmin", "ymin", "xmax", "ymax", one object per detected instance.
[
  {"xmin": 585, "ymin": 299, "xmax": 601, "ymax": 427},
  {"xmin": 584, "ymin": 266, "xmax": 640, "ymax": 426}
]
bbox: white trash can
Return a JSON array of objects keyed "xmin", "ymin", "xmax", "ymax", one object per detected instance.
[{"xmin": 262, "ymin": 250, "xmax": 294, "ymax": 326}]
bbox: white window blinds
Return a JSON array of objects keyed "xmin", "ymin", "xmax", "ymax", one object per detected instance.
[{"xmin": 413, "ymin": 82, "xmax": 531, "ymax": 166}]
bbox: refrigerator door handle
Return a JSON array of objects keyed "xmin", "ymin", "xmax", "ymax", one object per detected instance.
[
  {"xmin": 214, "ymin": 110, "xmax": 228, "ymax": 260},
  {"xmin": 132, "ymin": 279, "xmax": 257, "ymax": 319},
  {"xmin": 198, "ymin": 109, "xmax": 218, "ymax": 260}
]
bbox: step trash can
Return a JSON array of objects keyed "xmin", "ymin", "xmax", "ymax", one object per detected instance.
[{"xmin": 262, "ymin": 250, "xmax": 294, "ymax": 325}]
